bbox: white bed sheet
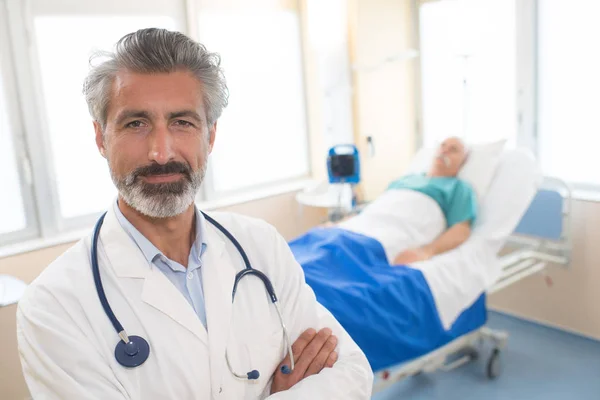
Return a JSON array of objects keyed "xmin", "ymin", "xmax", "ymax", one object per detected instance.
[
  {"xmin": 337, "ymin": 190, "xmax": 446, "ymax": 263},
  {"xmin": 412, "ymin": 148, "xmax": 541, "ymax": 330}
]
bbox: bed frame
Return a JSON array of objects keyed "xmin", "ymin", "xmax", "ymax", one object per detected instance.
[{"xmin": 372, "ymin": 177, "xmax": 572, "ymax": 394}]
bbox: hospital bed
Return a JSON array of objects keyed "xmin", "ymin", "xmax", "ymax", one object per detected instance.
[
  {"xmin": 290, "ymin": 147, "xmax": 573, "ymax": 394},
  {"xmin": 371, "ymin": 175, "xmax": 572, "ymax": 393}
]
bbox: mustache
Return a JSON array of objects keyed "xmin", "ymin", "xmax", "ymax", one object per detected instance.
[{"xmin": 128, "ymin": 161, "xmax": 192, "ymax": 183}]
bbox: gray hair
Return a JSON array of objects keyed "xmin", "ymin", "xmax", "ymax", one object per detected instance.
[{"xmin": 83, "ymin": 28, "xmax": 229, "ymax": 130}]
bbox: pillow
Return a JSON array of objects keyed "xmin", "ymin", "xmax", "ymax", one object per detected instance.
[
  {"xmin": 458, "ymin": 139, "xmax": 507, "ymax": 198},
  {"xmin": 406, "ymin": 139, "xmax": 507, "ymax": 199}
]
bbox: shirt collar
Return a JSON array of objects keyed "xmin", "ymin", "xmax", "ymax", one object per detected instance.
[{"xmin": 113, "ymin": 200, "xmax": 207, "ymax": 266}]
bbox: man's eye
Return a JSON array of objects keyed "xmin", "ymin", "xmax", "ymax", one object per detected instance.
[
  {"xmin": 126, "ymin": 121, "xmax": 143, "ymax": 128},
  {"xmin": 175, "ymin": 120, "xmax": 193, "ymax": 127}
]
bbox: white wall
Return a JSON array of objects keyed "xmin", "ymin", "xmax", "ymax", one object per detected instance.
[{"xmin": 349, "ymin": 0, "xmax": 418, "ymax": 202}]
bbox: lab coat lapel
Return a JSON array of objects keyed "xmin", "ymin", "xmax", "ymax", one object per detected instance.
[
  {"xmin": 201, "ymin": 221, "xmax": 236, "ymax": 395},
  {"xmin": 100, "ymin": 205, "xmax": 208, "ymax": 345},
  {"xmin": 140, "ymin": 268, "xmax": 208, "ymax": 344}
]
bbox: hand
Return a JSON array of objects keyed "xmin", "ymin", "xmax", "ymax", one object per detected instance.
[
  {"xmin": 393, "ymin": 247, "xmax": 432, "ymax": 265},
  {"xmin": 270, "ymin": 328, "xmax": 338, "ymax": 394}
]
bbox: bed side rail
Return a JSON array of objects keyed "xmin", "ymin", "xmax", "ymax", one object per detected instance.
[{"xmin": 507, "ymin": 176, "xmax": 572, "ymax": 268}]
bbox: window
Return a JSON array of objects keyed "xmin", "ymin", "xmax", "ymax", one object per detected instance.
[
  {"xmin": 195, "ymin": 0, "xmax": 310, "ymax": 196},
  {"xmin": 418, "ymin": 0, "xmax": 517, "ymax": 147},
  {"xmin": 0, "ymin": 68, "xmax": 27, "ymax": 235},
  {"xmin": 1, "ymin": 0, "xmax": 312, "ymax": 250},
  {"xmin": 537, "ymin": 0, "xmax": 600, "ymax": 187},
  {"xmin": 0, "ymin": 3, "xmax": 37, "ymax": 242},
  {"xmin": 306, "ymin": 0, "xmax": 354, "ymax": 149}
]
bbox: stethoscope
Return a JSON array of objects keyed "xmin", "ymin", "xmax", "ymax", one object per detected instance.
[{"xmin": 91, "ymin": 211, "xmax": 295, "ymax": 380}]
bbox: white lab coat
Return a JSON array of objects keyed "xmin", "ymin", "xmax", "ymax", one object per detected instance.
[{"xmin": 16, "ymin": 206, "xmax": 373, "ymax": 399}]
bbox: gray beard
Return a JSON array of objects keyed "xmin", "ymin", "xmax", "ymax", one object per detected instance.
[{"xmin": 110, "ymin": 161, "xmax": 207, "ymax": 219}]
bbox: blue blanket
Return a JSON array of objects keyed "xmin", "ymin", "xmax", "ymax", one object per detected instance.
[{"xmin": 288, "ymin": 227, "xmax": 487, "ymax": 371}]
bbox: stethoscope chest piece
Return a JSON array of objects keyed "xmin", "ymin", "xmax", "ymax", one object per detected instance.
[{"xmin": 115, "ymin": 336, "xmax": 150, "ymax": 368}]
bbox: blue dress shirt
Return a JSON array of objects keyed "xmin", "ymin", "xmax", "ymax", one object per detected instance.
[{"xmin": 113, "ymin": 200, "xmax": 208, "ymax": 328}]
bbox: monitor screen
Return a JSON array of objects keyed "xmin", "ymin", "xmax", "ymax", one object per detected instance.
[{"xmin": 330, "ymin": 154, "xmax": 355, "ymax": 177}]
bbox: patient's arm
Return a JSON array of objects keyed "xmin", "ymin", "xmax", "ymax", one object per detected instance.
[
  {"xmin": 393, "ymin": 221, "xmax": 472, "ymax": 264},
  {"xmin": 421, "ymin": 220, "xmax": 472, "ymax": 256}
]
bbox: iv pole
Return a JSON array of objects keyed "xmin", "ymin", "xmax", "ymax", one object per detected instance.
[{"xmin": 458, "ymin": 53, "xmax": 472, "ymax": 137}]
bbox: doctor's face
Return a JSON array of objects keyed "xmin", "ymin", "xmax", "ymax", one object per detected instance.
[{"xmin": 94, "ymin": 70, "xmax": 216, "ymax": 218}]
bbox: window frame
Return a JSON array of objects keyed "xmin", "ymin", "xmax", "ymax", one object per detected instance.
[
  {"xmin": 533, "ymin": 0, "xmax": 600, "ymax": 193},
  {"xmin": 191, "ymin": 0, "xmax": 313, "ymax": 200},
  {"xmin": 6, "ymin": 0, "xmax": 68, "ymax": 239},
  {"xmin": 515, "ymin": 0, "xmax": 538, "ymax": 155},
  {"xmin": 0, "ymin": 0, "xmax": 41, "ymax": 245},
  {"xmin": 414, "ymin": 0, "xmax": 600, "ymax": 195}
]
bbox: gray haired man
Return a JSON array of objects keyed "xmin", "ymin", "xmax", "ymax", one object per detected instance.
[{"xmin": 17, "ymin": 28, "xmax": 372, "ymax": 399}]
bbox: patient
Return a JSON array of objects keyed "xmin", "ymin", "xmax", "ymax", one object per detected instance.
[{"xmin": 336, "ymin": 137, "xmax": 477, "ymax": 265}]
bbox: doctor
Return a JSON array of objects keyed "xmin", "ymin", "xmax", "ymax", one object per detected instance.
[{"xmin": 16, "ymin": 28, "xmax": 372, "ymax": 399}]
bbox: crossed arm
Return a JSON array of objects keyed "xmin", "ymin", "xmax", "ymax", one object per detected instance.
[
  {"xmin": 266, "ymin": 223, "xmax": 373, "ymax": 398},
  {"xmin": 393, "ymin": 220, "xmax": 472, "ymax": 265}
]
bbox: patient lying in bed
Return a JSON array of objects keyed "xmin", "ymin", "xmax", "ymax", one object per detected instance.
[{"xmin": 337, "ymin": 137, "xmax": 478, "ymax": 265}]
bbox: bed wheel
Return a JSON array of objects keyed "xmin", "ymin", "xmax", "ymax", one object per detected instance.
[{"xmin": 486, "ymin": 348, "xmax": 501, "ymax": 379}]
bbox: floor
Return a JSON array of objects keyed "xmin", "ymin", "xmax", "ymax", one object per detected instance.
[{"xmin": 372, "ymin": 311, "xmax": 600, "ymax": 400}]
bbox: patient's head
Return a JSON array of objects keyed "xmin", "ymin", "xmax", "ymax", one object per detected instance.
[{"xmin": 429, "ymin": 137, "xmax": 467, "ymax": 177}]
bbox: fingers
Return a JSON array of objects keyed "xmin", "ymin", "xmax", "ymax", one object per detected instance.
[
  {"xmin": 293, "ymin": 328, "xmax": 336, "ymax": 377},
  {"xmin": 393, "ymin": 250, "xmax": 409, "ymax": 264},
  {"xmin": 304, "ymin": 334, "xmax": 338, "ymax": 377},
  {"xmin": 325, "ymin": 350, "xmax": 338, "ymax": 368},
  {"xmin": 278, "ymin": 328, "xmax": 317, "ymax": 370},
  {"xmin": 272, "ymin": 327, "xmax": 339, "ymax": 395},
  {"xmin": 394, "ymin": 249, "xmax": 421, "ymax": 265},
  {"xmin": 291, "ymin": 328, "xmax": 318, "ymax": 362}
]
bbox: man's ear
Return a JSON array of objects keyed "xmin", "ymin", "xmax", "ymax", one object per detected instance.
[{"xmin": 94, "ymin": 121, "xmax": 106, "ymax": 158}]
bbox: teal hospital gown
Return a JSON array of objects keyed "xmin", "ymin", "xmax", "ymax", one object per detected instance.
[{"xmin": 387, "ymin": 174, "xmax": 478, "ymax": 228}]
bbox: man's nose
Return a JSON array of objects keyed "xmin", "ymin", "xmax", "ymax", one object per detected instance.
[{"xmin": 148, "ymin": 124, "xmax": 175, "ymax": 165}]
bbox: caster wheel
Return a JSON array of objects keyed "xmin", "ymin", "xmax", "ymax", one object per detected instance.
[{"xmin": 486, "ymin": 348, "xmax": 501, "ymax": 379}]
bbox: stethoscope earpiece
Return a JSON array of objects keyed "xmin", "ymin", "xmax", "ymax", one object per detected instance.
[{"xmin": 280, "ymin": 365, "xmax": 291, "ymax": 375}]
